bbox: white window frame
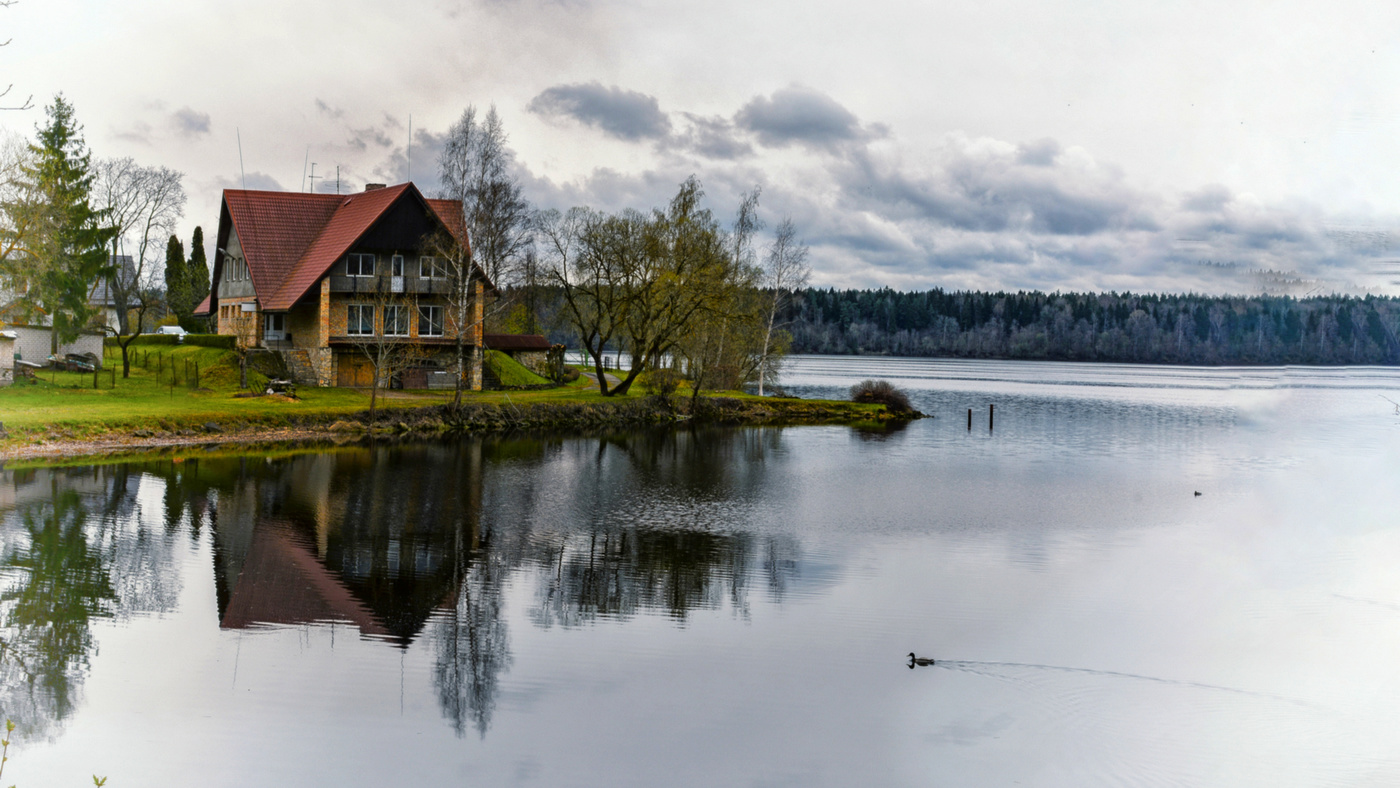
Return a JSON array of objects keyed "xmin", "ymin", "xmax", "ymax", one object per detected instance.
[
  {"xmin": 347, "ymin": 304, "xmax": 375, "ymax": 336},
  {"xmin": 347, "ymin": 253, "xmax": 376, "ymax": 278},
  {"xmin": 419, "ymin": 256, "xmax": 449, "ymax": 279},
  {"xmin": 418, "ymin": 304, "xmax": 444, "ymax": 337},
  {"xmin": 384, "ymin": 304, "xmax": 410, "ymax": 337}
]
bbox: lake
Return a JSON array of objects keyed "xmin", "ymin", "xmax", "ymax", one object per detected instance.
[{"xmin": 2, "ymin": 356, "xmax": 1398, "ymax": 786}]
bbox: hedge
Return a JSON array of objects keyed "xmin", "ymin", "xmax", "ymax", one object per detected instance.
[
  {"xmin": 183, "ymin": 334, "xmax": 237, "ymax": 349},
  {"xmin": 101, "ymin": 333, "xmax": 235, "ymax": 349}
]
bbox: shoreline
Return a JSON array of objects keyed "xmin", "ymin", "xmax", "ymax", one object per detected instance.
[{"xmin": 0, "ymin": 395, "xmax": 922, "ymax": 466}]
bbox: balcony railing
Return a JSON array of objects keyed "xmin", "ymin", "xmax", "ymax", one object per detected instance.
[{"xmin": 327, "ymin": 275, "xmax": 456, "ymax": 296}]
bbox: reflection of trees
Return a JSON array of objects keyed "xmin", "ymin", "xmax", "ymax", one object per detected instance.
[
  {"xmin": 0, "ymin": 467, "xmax": 186, "ymax": 738},
  {"xmin": 0, "ymin": 425, "xmax": 807, "ymax": 741}
]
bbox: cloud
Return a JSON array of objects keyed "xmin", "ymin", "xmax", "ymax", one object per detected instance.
[
  {"xmin": 314, "ymin": 99, "xmax": 345, "ymax": 120},
  {"xmin": 112, "ymin": 121, "xmax": 154, "ymax": 145},
  {"xmin": 170, "ymin": 107, "xmax": 211, "ymax": 138},
  {"xmin": 670, "ymin": 113, "xmax": 753, "ymax": 160},
  {"xmin": 528, "ymin": 82, "xmax": 672, "ymax": 141},
  {"xmin": 735, "ymin": 86, "xmax": 879, "ymax": 151},
  {"xmin": 213, "ymin": 172, "xmax": 284, "ymax": 192}
]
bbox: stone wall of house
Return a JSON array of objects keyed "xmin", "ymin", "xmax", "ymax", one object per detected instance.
[
  {"xmin": 286, "ymin": 302, "xmax": 320, "ymax": 349},
  {"xmin": 216, "ymin": 298, "xmax": 258, "ymax": 345},
  {"xmin": 306, "ymin": 348, "xmax": 333, "ymax": 386}
]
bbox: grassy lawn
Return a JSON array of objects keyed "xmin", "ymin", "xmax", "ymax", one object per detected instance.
[
  {"xmin": 0, "ymin": 343, "xmax": 638, "ymax": 438},
  {"xmin": 0, "ymin": 343, "xmax": 891, "ymax": 449}
]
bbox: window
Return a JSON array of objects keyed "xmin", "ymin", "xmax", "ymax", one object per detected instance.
[
  {"xmin": 347, "ymin": 304, "xmax": 375, "ymax": 335},
  {"xmin": 418, "ymin": 305, "xmax": 444, "ymax": 337},
  {"xmin": 346, "ymin": 253, "xmax": 376, "ymax": 277},
  {"xmin": 391, "ymin": 255, "xmax": 405, "ymax": 277},
  {"xmin": 384, "ymin": 305, "xmax": 410, "ymax": 336},
  {"xmin": 420, "ymin": 256, "xmax": 449, "ymax": 278},
  {"xmin": 265, "ymin": 313, "xmax": 285, "ymax": 332}
]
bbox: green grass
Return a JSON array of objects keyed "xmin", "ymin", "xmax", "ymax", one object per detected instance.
[
  {"xmin": 0, "ymin": 344, "xmax": 638, "ymax": 440},
  {"xmin": 0, "ymin": 344, "xmax": 891, "ymax": 448},
  {"xmin": 484, "ymin": 350, "xmax": 552, "ymax": 387}
]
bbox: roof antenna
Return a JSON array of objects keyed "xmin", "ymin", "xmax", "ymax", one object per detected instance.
[
  {"xmin": 301, "ymin": 146, "xmax": 310, "ymax": 192},
  {"xmin": 308, "ymin": 162, "xmax": 321, "ymax": 193},
  {"xmin": 407, "ymin": 113, "xmax": 412, "ymax": 184},
  {"xmin": 236, "ymin": 127, "xmax": 247, "ymax": 191},
  {"xmin": 336, "ymin": 165, "xmax": 341, "ymax": 195}
]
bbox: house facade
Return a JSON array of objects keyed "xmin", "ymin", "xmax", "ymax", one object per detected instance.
[{"xmin": 195, "ymin": 182, "xmax": 490, "ymax": 388}]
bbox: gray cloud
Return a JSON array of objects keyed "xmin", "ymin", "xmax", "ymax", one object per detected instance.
[
  {"xmin": 214, "ymin": 172, "xmax": 284, "ymax": 192},
  {"xmin": 171, "ymin": 107, "xmax": 211, "ymax": 138},
  {"xmin": 735, "ymin": 86, "xmax": 877, "ymax": 150},
  {"xmin": 670, "ymin": 113, "xmax": 753, "ymax": 160},
  {"xmin": 528, "ymin": 82, "xmax": 672, "ymax": 141},
  {"xmin": 1016, "ymin": 138, "xmax": 1060, "ymax": 167},
  {"xmin": 314, "ymin": 99, "xmax": 345, "ymax": 120}
]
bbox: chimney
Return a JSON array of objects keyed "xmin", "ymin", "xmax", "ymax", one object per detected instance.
[{"xmin": 364, "ymin": 183, "xmax": 386, "ymax": 191}]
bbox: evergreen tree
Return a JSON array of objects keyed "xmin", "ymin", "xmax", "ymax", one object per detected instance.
[
  {"xmin": 186, "ymin": 226, "xmax": 209, "ymax": 329},
  {"xmin": 9, "ymin": 95, "xmax": 116, "ymax": 351},
  {"xmin": 163, "ymin": 233, "xmax": 188, "ymax": 319}
]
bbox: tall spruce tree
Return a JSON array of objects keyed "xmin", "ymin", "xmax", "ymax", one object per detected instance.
[
  {"xmin": 163, "ymin": 233, "xmax": 188, "ymax": 318},
  {"xmin": 13, "ymin": 95, "xmax": 116, "ymax": 351},
  {"xmin": 186, "ymin": 225, "xmax": 209, "ymax": 329}
]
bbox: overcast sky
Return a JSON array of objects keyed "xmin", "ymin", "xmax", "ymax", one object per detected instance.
[{"xmin": 5, "ymin": 0, "xmax": 1400, "ymax": 295}]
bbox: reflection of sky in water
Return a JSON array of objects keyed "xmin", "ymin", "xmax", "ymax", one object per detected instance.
[{"xmin": 0, "ymin": 357, "xmax": 1398, "ymax": 786}]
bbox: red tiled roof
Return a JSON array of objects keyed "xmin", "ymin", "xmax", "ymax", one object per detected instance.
[
  {"xmin": 221, "ymin": 183, "xmax": 473, "ymax": 312},
  {"xmin": 193, "ymin": 294, "xmax": 212, "ymax": 316},
  {"xmin": 225, "ymin": 190, "xmax": 344, "ymax": 307},
  {"xmin": 484, "ymin": 333, "xmax": 552, "ymax": 351}
]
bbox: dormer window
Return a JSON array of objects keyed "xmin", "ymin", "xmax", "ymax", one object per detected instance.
[{"xmin": 347, "ymin": 253, "xmax": 376, "ymax": 277}]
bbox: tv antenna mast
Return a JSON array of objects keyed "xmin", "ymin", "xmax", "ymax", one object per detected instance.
[{"xmin": 307, "ymin": 162, "xmax": 321, "ymax": 193}]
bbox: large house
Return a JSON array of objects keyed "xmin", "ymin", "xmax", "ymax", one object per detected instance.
[{"xmin": 195, "ymin": 182, "xmax": 492, "ymax": 389}]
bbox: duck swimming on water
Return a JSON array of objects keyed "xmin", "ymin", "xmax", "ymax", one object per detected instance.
[{"xmin": 907, "ymin": 652, "xmax": 935, "ymax": 667}]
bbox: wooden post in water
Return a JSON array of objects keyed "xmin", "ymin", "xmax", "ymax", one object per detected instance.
[
  {"xmin": 989, "ymin": 403, "xmax": 994, "ymax": 431},
  {"xmin": 967, "ymin": 408, "xmax": 972, "ymax": 430}
]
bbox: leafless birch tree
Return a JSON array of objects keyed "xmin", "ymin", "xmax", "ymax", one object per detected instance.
[
  {"xmin": 93, "ymin": 158, "xmax": 185, "ymax": 377},
  {"xmin": 756, "ymin": 218, "xmax": 809, "ymax": 395}
]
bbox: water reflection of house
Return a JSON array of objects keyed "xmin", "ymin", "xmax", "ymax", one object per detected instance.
[{"xmin": 212, "ymin": 445, "xmax": 483, "ymax": 646}]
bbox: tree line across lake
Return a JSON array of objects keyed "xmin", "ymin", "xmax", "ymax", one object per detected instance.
[{"xmin": 772, "ymin": 288, "xmax": 1400, "ymax": 366}]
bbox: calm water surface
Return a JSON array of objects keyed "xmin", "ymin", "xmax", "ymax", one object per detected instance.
[{"xmin": 2, "ymin": 356, "xmax": 1399, "ymax": 786}]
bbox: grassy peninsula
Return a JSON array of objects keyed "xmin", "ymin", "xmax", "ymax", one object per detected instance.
[{"xmin": 0, "ymin": 342, "xmax": 913, "ymax": 463}]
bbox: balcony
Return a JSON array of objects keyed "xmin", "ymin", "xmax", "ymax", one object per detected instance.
[{"xmin": 327, "ymin": 275, "xmax": 456, "ymax": 296}]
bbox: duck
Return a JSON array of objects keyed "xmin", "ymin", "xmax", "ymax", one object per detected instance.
[{"xmin": 907, "ymin": 652, "xmax": 935, "ymax": 666}]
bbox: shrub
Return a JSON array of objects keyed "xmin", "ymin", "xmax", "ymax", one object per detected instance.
[
  {"xmin": 638, "ymin": 368, "xmax": 681, "ymax": 398},
  {"xmin": 561, "ymin": 365, "xmax": 581, "ymax": 383},
  {"xmin": 849, "ymin": 379, "xmax": 912, "ymax": 413},
  {"xmin": 183, "ymin": 334, "xmax": 237, "ymax": 349}
]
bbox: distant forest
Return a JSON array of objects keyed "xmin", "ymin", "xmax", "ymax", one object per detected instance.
[{"xmin": 777, "ymin": 289, "xmax": 1400, "ymax": 365}]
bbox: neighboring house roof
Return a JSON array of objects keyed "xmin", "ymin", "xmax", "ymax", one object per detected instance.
[
  {"xmin": 89, "ymin": 255, "xmax": 137, "ymax": 307},
  {"xmin": 217, "ymin": 182, "xmax": 475, "ymax": 312},
  {"xmin": 484, "ymin": 333, "xmax": 551, "ymax": 351},
  {"xmin": 193, "ymin": 294, "xmax": 212, "ymax": 316}
]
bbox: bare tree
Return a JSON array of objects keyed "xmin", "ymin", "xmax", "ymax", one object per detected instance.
[
  {"xmin": 346, "ymin": 273, "xmax": 428, "ymax": 423},
  {"xmin": 756, "ymin": 218, "xmax": 809, "ymax": 396},
  {"xmin": 0, "ymin": 1, "xmax": 32, "ymax": 112},
  {"xmin": 437, "ymin": 105, "xmax": 533, "ymax": 405},
  {"xmin": 0, "ymin": 131, "xmax": 39, "ymax": 271},
  {"xmin": 92, "ymin": 158, "xmax": 185, "ymax": 377},
  {"xmin": 438, "ymin": 105, "xmax": 533, "ymax": 288}
]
